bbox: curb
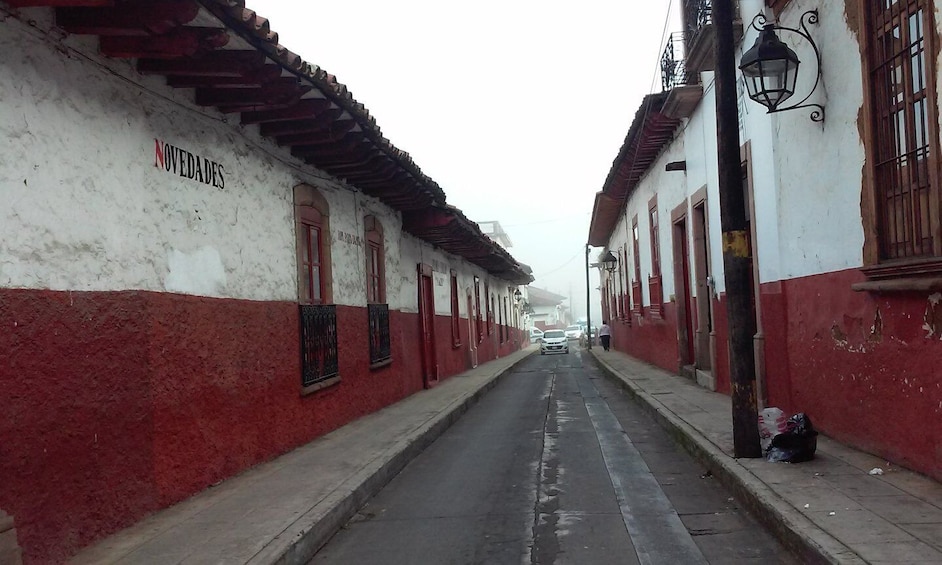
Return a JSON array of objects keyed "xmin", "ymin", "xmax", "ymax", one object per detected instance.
[
  {"xmin": 258, "ymin": 349, "xmax": 537, "ymax": 565},
  {"xmin": 588, "ymin": 352, "xmax": 865, "ymax": 565}
]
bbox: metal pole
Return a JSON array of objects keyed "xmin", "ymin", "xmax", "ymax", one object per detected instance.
[
  {"xmin": 713, "ymin": 0, "xmax": 761, "ymax": 458},
  {"xmin": 585, "ymin": 244, "xmax": 592, "ymax": 350}
]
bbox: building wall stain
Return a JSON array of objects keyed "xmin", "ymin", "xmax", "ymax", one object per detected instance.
[{"xmin": 923, "ymin": 293, "xmax": 942, "ymax": 339}]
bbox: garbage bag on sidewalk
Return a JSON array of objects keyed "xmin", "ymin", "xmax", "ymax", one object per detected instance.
[
  {"xmin": 766, "ymin": 413, "xmax": 818, "ymax": 463},
  {"xmin": 758, "ymin": 407, "xmax": 787, "ymax": 452}
]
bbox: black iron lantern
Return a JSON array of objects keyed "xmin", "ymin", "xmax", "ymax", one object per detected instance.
[
  {"xmin": 513, "ymin": 288, "xmax": 522, "ymax": 303},
  {"xmin": 600, "ymin": 250, "xmax": 618, "ymax": 274},
  {"xmin": 739, "ymin": 24, "xmax": 800, "ymax": 112},
  {"xmin": 738, "ymin": 11, "xmax": 824, "ymax": 122}
]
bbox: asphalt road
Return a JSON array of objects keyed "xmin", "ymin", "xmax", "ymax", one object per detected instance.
[{"xmin": 311, "ymin": 347, "xmax": 798, "ymax": 564}]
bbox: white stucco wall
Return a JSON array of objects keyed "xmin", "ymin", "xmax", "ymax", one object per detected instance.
[
  {"xmin": 0, "ymin": 11, "xmax": 524, "ymax": 320},
  {"xmin": 760, "ymin": 0, "xmax": 867, "ymax": 279}
]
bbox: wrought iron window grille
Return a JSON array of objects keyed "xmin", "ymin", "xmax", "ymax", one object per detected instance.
[
  {"xmin": 299, "ymin": 304, "xmax": 339, "ymax": 387},
  {"xmin": 368, "ymin": 303, "xmax": 392, "ymax": 366}
]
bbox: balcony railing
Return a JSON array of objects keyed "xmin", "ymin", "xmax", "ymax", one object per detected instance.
[
  {"xmin": 299, "ymin": 304, "xmax": 339, "ymax": 387},
  {"xmin": 368, "ymin": 303, "xmax": 392, "ymax": 366},
  {"xmin": 661, "ymin": 32, "xmax": 692, "ymax": 91},
  {"xmin": 685, "ymin": 0, "xmax": 713, "ymax": 40}
]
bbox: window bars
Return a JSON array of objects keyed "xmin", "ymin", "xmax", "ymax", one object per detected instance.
[
  {"xmin": 368, "ymin": 303, "xmax": 392, "ymax": 365},
  {"xmin": 299, "ymin": 304, "xmax": 339, "ymax": 387}
]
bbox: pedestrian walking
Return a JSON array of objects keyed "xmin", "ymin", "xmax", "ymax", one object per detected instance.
[{"xmin": 599, "ymin": 321, "xmax": 611, "ymax": 351}]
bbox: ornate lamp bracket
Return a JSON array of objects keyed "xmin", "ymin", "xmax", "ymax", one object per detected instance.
[{"xmin": 746, "ymin": 10, "xmax": 825, "ymax": 122}]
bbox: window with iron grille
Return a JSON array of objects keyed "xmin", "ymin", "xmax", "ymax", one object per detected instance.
[
  {"xmin": 299, "ymin": 304, "xmax": 338, "ymax": 387},
  {"xmin": 864, "ymin": 0, "xmax": 941, "ymax": 274},
  {"xmin": 450, "ymin": 270, "xmax": 461, "ymax": 347},
  {"xmin": 368, "ymin": 303, "xmax": 391, "ymax": 366},
  {"xmin": 295, "ymin": 186, "xmax": 337, "ymax": 391},
  {"xmin": 364, "ymin": 216, "xmax": 390, "ymax": 366}
]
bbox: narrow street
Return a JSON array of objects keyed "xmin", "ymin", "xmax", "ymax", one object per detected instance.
[{"xmin": 311, "ymin": 348, "xmax": 797, "ymax": 564}]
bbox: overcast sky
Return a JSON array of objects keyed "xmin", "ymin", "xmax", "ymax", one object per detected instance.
[{"xmin": 256, "ymin": 1, "xmax": 680, "ymax": 320}]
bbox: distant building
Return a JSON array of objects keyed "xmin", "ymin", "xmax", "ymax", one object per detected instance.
[
  {"xmin": 524, "ymin": 286, "xmax": 568, "ymax": 329},
  {"xmin": 477, "ymin": 221, "xmax": 513, "ymax": 249}
]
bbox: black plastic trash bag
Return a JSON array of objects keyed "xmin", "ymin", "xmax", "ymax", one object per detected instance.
[{"xmin": 766, "ymin": 413, "xmax": 819, "ymax": 463}]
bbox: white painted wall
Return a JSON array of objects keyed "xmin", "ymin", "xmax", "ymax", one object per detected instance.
[{"xmin": 0, "ymin": 11, "xmax": 524, "ymax": 324}]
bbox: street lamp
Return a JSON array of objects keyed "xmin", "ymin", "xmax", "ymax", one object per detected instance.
[
  {"xmin": 600, "ymin": 250, "xmax": 618, "ymax": 274},
  {"xmin": 513, "ymin": 288, "xmax": 522, "ymax": 303},
  {"xmin": 739, "ymin": 11, "xmax": 824, "ymax": 122}
]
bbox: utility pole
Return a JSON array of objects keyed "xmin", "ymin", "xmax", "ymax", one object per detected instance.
[
  {"xmin": 585, "ymin": 244, "xmax": 592, "ymax": 350},
  {"xmin": 713, "ymin": 0, "xmax": 761, "ymax": 458}
]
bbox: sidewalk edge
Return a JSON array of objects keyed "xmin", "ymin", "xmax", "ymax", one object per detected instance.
[{"xmin": 588, "ymin": 352, "xmax": 865, "ymax": 565}]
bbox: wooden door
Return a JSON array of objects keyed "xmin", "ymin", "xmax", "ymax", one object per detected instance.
[
  {"xmin": 418, "ymin": 264, "xmax": 439, "ymax": 388},
  {"xmin": 466, "ymin": 292, "xmax": 478, "ymax": 369}
]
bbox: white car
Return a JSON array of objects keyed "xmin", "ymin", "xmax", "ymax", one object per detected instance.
[
  {"xmin": 564, "ymin": 325, "xmax": 584, "ymax": 340},
  {"xmin": 540, "ymin": 330, "xmax": 569, "ymax": 355}
]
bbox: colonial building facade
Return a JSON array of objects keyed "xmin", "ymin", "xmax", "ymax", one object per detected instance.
[
  {"xmin": 590, "ymin": 0, "xmax": 942, "ymax": 482},
  {"xmin": 0, "ymin": 1, "xmax": 530, "ymax": 562}
]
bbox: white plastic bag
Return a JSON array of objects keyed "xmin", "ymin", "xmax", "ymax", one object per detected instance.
[{"xmin": 758, "ymin": 407, "xmax": 787, "ymax": 451}]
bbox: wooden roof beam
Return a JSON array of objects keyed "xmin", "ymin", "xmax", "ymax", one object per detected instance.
[
  {"xmin": 56, "ymin": 1, "xmax": 199, "ymax": 36},
  {"xmin": 99, "ymin": 27, "xmax": 229, "ymax": 59},
  {"xmin": 166, "ymin": 64, "xmax": 283, "ymax": 87},
  {"xmin": 138, "ymin": 50, "xmax": 266, "ymax": 77},
  {"xmin": 241, "ymin": 99, "xmax": 334, "ymax": 125},
  {"xmin": 195, "ymin": 82, "xmax": 311, "ymax": 108},
  {"xmin": 276, "ymin": 120, "xmax": 357, "ymax": 147}
]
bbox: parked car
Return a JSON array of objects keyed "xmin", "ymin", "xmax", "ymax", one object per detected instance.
[
  {"xmin": 564, "ymin": 325, "xmax": 584, "ymax": 340},
  {"xmin": 540, "ymin": 330, "xmax": 569, "ymax": 355},
  {"xmin": 529, "ymin": 327, "xmax": 544, "ymax": 344}
]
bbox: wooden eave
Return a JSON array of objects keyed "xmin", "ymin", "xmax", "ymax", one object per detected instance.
[
  {"xmin": 403, "ymin": 207, "xmax": 534, "ymax": 284},
  {"xmin": 587, "ymin": 93, "xmax": 681, "ymax": 247},
  {"xmin": 3, "ymin": 0, "xmax": 532, "ymax": 283}
]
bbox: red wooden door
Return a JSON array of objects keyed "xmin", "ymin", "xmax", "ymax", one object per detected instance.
[
  {"xmin": 418, "ymin": 264, "xmax": 439, "ymax": 388},
  {"xmin": 466, "ymin": 293, "xmax": 478, "ymax": 369}
]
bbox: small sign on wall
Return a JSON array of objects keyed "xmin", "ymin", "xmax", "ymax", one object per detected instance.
[{"xmin": 154, "ymin": 139, "xmax": 226, "ymax": 189}]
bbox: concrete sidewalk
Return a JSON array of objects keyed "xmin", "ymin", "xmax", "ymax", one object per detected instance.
[
  {"xmin": 74, "ymin": 347, "xmax": 537, "ymax": 565},
  {"xmin": 590, "ymin": 348, "xmax": 942, "ymax": 565}
]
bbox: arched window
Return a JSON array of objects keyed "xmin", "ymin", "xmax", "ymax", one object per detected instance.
[
  {"xmin": 294, "ymin": 185, "xmax": 338, "ymax": 390},
  {"xmin": 294, "ymin": 185, "xmax": 332, "ymax": 305}
]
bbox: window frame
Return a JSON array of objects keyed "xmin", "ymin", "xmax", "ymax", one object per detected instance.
[
  {"xmin": 294, "ymin": 185, "xmax": 332, "ymax": 306},
  {"xmin": 474, "ymin": 276, "xmax": 483, "ymax": 343},
  {"xmin": 631, "ymin": 215, "xmax": 644, "ymax": 315},
  {"xmin": 648, "ymin": 196, "xmax": 663, "ymax": 317},
  {"xmin": 859, "ymin": 0, "xmax": 942, "ymax": 284},
  {"xmin": 450, "ymin": 270, "xmax": 461, "ymax": 348},
  {"xmin": 364, "ymin": 215, "xmax": 386, "ymax": 304}
]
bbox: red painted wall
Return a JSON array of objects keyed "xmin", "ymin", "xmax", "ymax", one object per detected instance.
[
  {"xmin": 601, "ymin": 268, "xmax": 942, "ymax": 482},
  {"xmin": 775, "ymin": 269, "xmax": 942, "ymax": 482},
  {"xmin": 606, "ymin": 304, "xmax": 682, "ymax": 375},
  {"xmin": 1, "ymin": 289, "xmax": 527, "ymax": 563}
]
